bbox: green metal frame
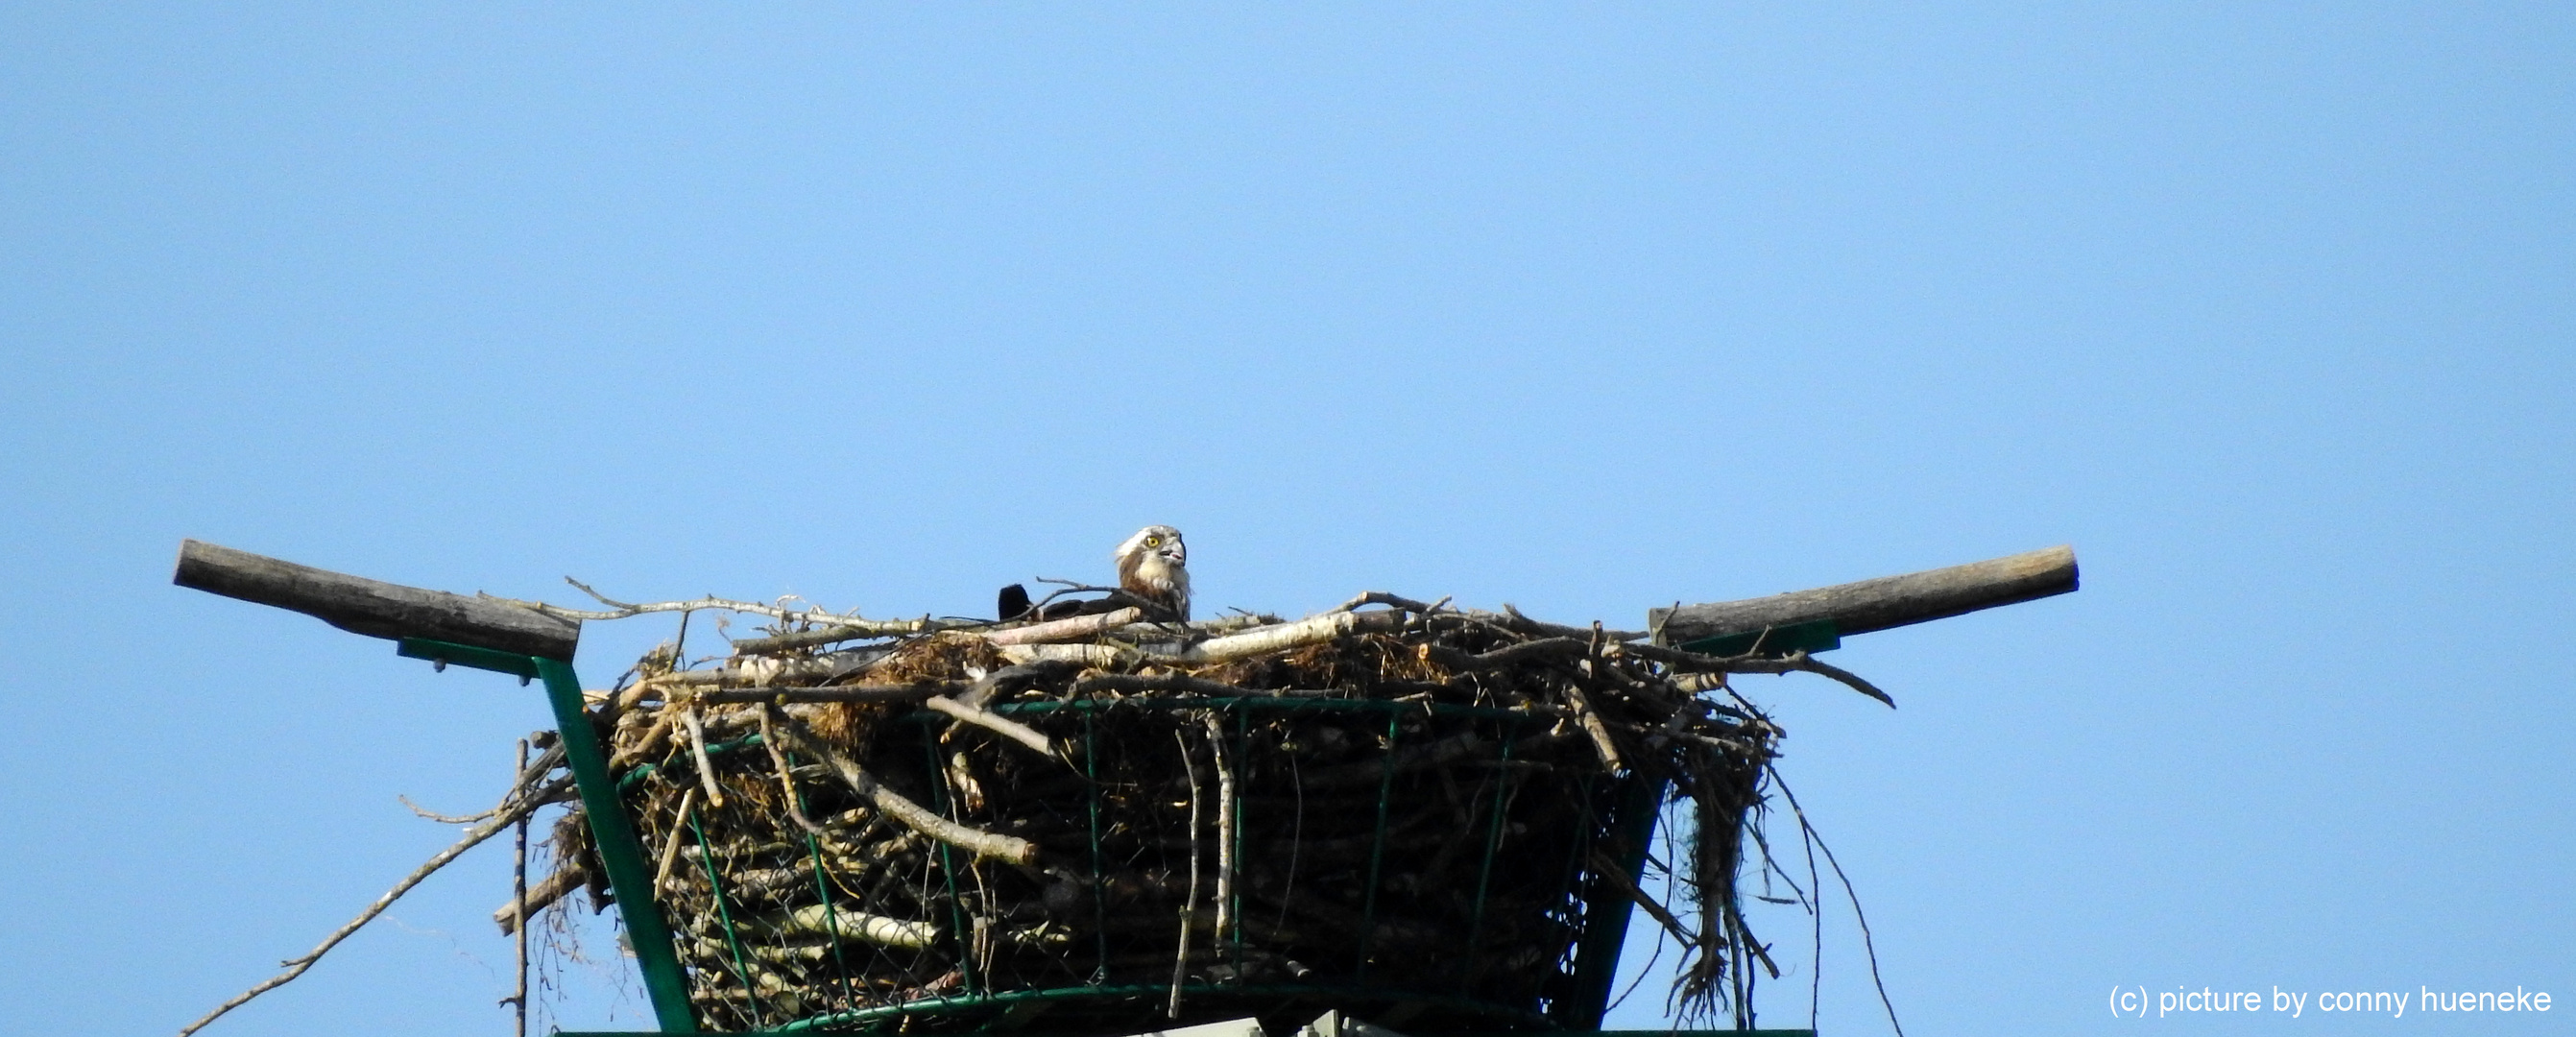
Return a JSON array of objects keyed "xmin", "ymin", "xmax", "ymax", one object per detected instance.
[
  {"xmin": 1672, "ymin": 620, "xmax": 1839, "ymax": 659},
  {"xmin": 377, "ymin": 650, "xmax": 1800, "ymax": 1037},
  {"xmin": 1555, "ymin": 773, "xmax": 1669, "ymax": 1030},
  {"xmin": 397, "ymin": 638, "xmax": 700, "ymax": 1033}
]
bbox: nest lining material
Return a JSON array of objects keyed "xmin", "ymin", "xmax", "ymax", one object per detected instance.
[{"xmin": 550, "ymin": 599, "xmax": 1801, "ymax": 1034}]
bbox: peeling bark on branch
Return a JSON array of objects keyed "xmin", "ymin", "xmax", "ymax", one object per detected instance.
[
  {"xmin": 982, "ymin": 608, "xmax": 1143, "ymax": 645},
  {"xmin": 922, "ymin": 694, "xmax": 1057, "ymax": 759}
]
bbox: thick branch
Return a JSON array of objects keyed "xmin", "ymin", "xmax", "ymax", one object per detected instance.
[
  {"xmin": 922, "ymin": 695, "xmax": 1057, "ymax": 758},
  {"xmin": 1649, "ymin": 544, "xmax": 2078, "ymax": 646},
  {"xmin": 727, "ymin": 903, "xmax": 939, "ymax": 949},
  {"xmin": 982, "ymin": 608, "xmax": 1143, "ymax": 645},
  {"xmin": 494, "ymin": 860, "xmax": 588, "ymax": 935},
  {"xmin": 1169, "ymin": 609, "xmax": 1408, "ymax": 664}
]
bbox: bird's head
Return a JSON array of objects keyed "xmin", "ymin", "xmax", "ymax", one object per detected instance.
[
  {"xmin": 1114, "ymin": 525, "xmax": 1187, "ymax": 571},
  {"xmin": 1114, "ymin": 525, "xmax": 1191, "ymax": 621}
]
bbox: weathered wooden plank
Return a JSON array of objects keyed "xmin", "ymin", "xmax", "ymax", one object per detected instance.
[
  {"xmin": 173, "ymin": 539, "xmax": 582, "ymax": 660},
  {"xmin": 1649, "ymin": 544, "xmax": 2078, "ymax": 646}
]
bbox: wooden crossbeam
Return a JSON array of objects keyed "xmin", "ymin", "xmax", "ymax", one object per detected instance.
[
  {"xmin": 1650, "ymin": 544, "xmax": 2078, "ymax": 647},
  {"xmin": 173, "ymin": 539, "xmax": 582, "ymax": 661}
]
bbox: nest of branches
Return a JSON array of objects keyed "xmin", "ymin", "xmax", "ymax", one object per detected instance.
[{"xmin": 539, "ymin": 594, "xmax": 1880, "ymax": 1035}]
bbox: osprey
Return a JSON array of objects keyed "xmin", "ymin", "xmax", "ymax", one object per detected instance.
[
  {"xmin": 996, "ymin": 524, "xmax": 1192, "ymax": 622},
  {"xmin": 1112, "ymin": 524, "xmax": 1190, "ymax": 621}
]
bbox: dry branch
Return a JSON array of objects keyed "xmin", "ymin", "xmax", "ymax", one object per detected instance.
[
  {"xmin": 764, "ymin": 713, "xmax": 1038, "ymax": 866},
  {"xmin": 922, "ymin": 695, "xmax": 1057, "ymax": 758},
  {"xmin": 1175, "ymin": 609, "xmax": 1408, "ymax": 663},
  {"xmin": 1618, "ymin": 642, "xmax": 1897, "ymax": 707},
  {"xmin": 982, "ymin": 608, "xmax": 1143, "ymax": 645},
  {"xmin": 180, "ymin": 773, "xmax": 575, "ymax": 1037},
  {"xmin": 494, "ymin": 858, "xmax": 587, "ymax": 935},
  {"xmin": 691, "ymin": 684, "xmax": 957, "ymax": 706}
]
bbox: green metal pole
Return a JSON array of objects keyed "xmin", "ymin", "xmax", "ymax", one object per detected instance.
[
  {"xmin": 535, "ymin": 657, "xmax": 700, "ymax": 1032},
  {"xmin": 1353, "ymin": 710, "xmax": 1403, "ymax": 982},
  {"xmin": 1559, "ymin": 772, "xmax": 1669, "ymax": 1028}
]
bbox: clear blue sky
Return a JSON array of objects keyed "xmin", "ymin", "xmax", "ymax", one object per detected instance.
[{"xmin": 4, "ymin": 5, "xmax": 2568, "ymax": 1036}]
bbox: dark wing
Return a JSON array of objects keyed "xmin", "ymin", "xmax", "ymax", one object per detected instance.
[{"xmin": 997, "ymin": 584, "xmax": 1033, "ymax": 621}]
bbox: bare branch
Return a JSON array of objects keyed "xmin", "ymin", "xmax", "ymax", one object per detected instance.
[
  {"xmin": 678, "ymin": 706, "xmax": 726, "ymax": 808},
  {"xmin": 1616, "ymin": 642, "xmax": 1896, "ymax": 708},
  {"xmin": 764, "ymin": 712, "xmax": 1038, "ymax": 866},
  {"xmin": 398, "ymin": 795, "xmax": 498, "ymax": 825},
  {"xmin": 1329, "ymin": 591, "xmax": 1436, "ymax": 614},
  {"xmin": 922, "ymin": 695, "xmax": 1058, "ymax": 759},
  {"xmin": 493, "ymin": 859, "xmax": 587, "ymax": 936},
  {"xmin": 982, "ymin": 608, "xmax": 1143, "ymax": 646},
  {"xmin": 1484, "ymin": 603, "xmax": 1648, "ymax": 642},
  {"xmin": 689, "ymin": 683, "xmax": 958, "ymax": 706},
  {"xmin": 480, "ymin": 579, "xmax": 979, "ymax": 640},
  {"xmin": 759, "ymin": 707, "xmax": 831, "ymax": 836},
  {"xmin": 179, "ymin": 773, "xmax": 574, "ymax": 1037}
]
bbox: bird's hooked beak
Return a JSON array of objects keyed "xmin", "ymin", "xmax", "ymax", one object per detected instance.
[{"xmin": 1159, "ymin": 541, "xmax": 1187, "ymax": 567}]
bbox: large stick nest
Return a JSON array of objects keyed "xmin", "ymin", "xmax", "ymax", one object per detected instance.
[{"xmin": 549, "ymin": 598, "xmax": 1839, "ymax": 1034}]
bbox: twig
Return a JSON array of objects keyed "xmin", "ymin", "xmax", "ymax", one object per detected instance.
[
  {"xmin": 1803, "ymin": 784, "xmax": 1824, "ymax": 1035},
  {"xmin": 690, "ymin": 683, "xmax": 958, "ymax": 706},
  {"xmin": 1328, "ymin": 591, "xmax": 1436, "ymax": 614},
  {"xmin": 504, "ymin": 738, "xmax": 530, "ymax": 1037},
  {"xmin": 1560, "ymin": 634, "xmax": 1627, "ymax": 775},
  {"xmin": 1590, "ymin": 849, "xmax": 1696, "ymax": 945},
  {"xmin": 1074, "ymin": 673, "xmax": 1267, "ymax": 698},
  {"xmin": 1422, "ymin": 636, "xmax": 1591, "ymax": 672},
  {"xmin": 609, "ymin": 709, "xmax": 682, "ymax": 769},
  {"xmin": 1618, "ymin": 642, "xmax": 1896, "ymax": 707},
  {"xmin": 759, "ymin": 708, "xmax": 830, "ymax": 835},
  {"xmin": 1203, "ymin": 713, "xmax": 1237, "ymax": 965},
  {"xmin": 765, "ymin": 712, "xmax": 1037, "ymax": 865},
  {"xmin": 672, "ymin": 610, "xmax": 692, "ymax": 676},
  {"xmin": 1487, "ymin": 604, "xmax": 1648, "ymax": 642},
  {"xmin": 1169, "ymin": 728, "xmax": 1204, "ymax": 1018},
  {"xmin": 400, "ymin": 740, "xmax": 568, "ymax": 823},
  {"xmin": 652, "ymin": 787, "xmax": 698, "ymax": 893},
  {"xmin": 398, "ymin": 795, "xmax": 500, "ymax": 825},
  {"xmin": 1770, "ymin": 765, "xmax": 1904, "ymax": 1037},
  {"xmin": 1776, "ymin": 651, "xmax": 1897, "ymax": 709},
  {"xmin": 494, "ymin": 579, "xmax": 977, "ymax": 639},
  {"xmin": 177, "ymin": 773, "xmax": 575, "ymax": 1037},
  {"xmin": 679, "ymin": 706, "xmax": 726, "ymax": 808}
]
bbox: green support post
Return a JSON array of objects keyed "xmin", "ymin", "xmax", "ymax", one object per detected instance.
[
  {"xmin": 1557, "ymin": 772, "xmax": 1670, "ymax": 1029},
  {"xmin": 535, "ymin": 655, "xmax": 701, "ymax": 1032},
  {"xmin": 398, "ymin": 639, "xmax": 699, "ymax": 1032}
]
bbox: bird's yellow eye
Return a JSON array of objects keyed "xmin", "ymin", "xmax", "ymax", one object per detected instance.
[{"xmin": 1144, "ymin": 536, "xmax": 1161, "ymax": 547}]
